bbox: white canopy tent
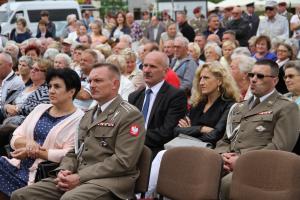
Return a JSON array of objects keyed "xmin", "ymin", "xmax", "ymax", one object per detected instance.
[
  {"xmin": 216, "ymin": 0, "xmax": 300, "ymax": 9},
  {"xmin": 208, "ymin": 1, "xmax": 217, "ymax": 11}
]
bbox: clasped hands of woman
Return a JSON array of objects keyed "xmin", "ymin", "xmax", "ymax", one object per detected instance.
[{"xmin": 11, "ymin": 141, "xmax": 47, "ymax": 160}]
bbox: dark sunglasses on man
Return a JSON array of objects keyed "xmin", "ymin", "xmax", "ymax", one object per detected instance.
[
  {"xmin": 248, "ymin": 72, "xmax": 275, "ymax": 79},
  {"xmin": 265, "ymin": 7, "xmax": 275, "ymax": 11}
]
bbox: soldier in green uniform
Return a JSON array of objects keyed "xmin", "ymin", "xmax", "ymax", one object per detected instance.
[
  {"xmin": 11, "ymin": 63, "xmax": 146, "ymax": 200},
  {"xmin": 189, "ymin": 6, "xmax": 207, "ymax": 34},
  {"xmin": 215, "ymin": 60, "xmax": 300, "ymax": 200}
]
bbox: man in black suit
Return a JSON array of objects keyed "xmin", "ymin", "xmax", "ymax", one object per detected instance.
[
  {"xmin": 242, "ymin": 2, "xmax": 260, "ymax": 39},
  {"xmin": 176, "ymin": 11, "xmax": 195, "ymax": 42},
  {"xmin": 226, "ymin": 6, "xmax": 250, "ymax": 47},
  {"xmin": 129, "ymin": 51, "xmax": 187, "ymax": 156}
]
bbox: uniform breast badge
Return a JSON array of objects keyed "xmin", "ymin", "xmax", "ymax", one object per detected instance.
[{"xmin": 256, "ymin": 125, "xmax": 266, "ymax": 132}]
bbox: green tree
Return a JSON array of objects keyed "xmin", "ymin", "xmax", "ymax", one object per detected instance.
[{"xmin": 209, "ymin": 0, "xmax": 222, "ymax": 3}]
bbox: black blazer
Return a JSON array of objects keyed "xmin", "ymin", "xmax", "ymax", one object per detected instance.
[
  {"xmin": 174, "ymin": 96, "xmax": 235, "ymax": 146},
  {"xmin": 276, "ymin": 65, "xmax": 288, "ymax": 94},
  {"xmin": 179, "ymin": 21, "xmax": 195, "ymax": 42},
  {"xmin": 128, "ymin": 82, "xmax": 187, "ymax": 155},
  {"xmin": 226, "ymin": 18, "xmax": 250, "ymax": 47},
  {"xmin": 110, "ymin": 26, "xmax": 131, "ymax": 39}
]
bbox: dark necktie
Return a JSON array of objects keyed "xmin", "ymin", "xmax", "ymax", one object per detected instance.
[
  {"xmin": 93, "ymin": 107, "xmax": 102, "ymax": 121},
  {"xmin": 251, "ymin": 98, "xmax": 260, "ymax": 109},
  {"xmin": 142, "ymin": 89, "xmax": 152, "ymax": 120}
]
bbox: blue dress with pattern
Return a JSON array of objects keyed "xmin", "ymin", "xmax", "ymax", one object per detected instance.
[{"xmin": 0, "ymin": 111, "xmax": 68, "ymax": 197}]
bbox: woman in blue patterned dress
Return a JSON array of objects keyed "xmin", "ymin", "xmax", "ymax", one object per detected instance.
[{"xmin": 0, "ymin": 68, "xmax": 84, "ymax": 199}]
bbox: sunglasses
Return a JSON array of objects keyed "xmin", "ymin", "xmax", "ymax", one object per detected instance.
[
  {"xmin": 284, "ymin": 74, "xmax": 300, "ymax": 80},
  {"xmin": 247, "ymin": 72, "xmax": 275, "ymax": 79},
  {"xmin": 265, "ymin": 7, "xmax": 275, "ymax": 11}
]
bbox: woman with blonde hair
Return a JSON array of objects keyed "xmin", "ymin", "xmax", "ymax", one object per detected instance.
[
  {"xmin": 146, "ymin": 61, "xmax": 240, "ymax": 198},
  {"xmin": 204, "ymin": 42, "xmax": 222, "ymax": 62},
  {"xmin": 62, "ymin": 14, "xmax": 77, "ymax": 39},
  {"xmin": 93, "ymin": 43, "xmax": 112, "ymax": 58},
  {"xmin": 188, "ymin": 42, "xmax": 204, "ymax": 66},
  {"xmin": 220, "ymin": 40, "xmax": 237, "ymax": 69},
  {"xmin": 122, "ymin": 48, "xmax": 144, "ymax": 89},
  {"xmin": 89, "ymin": 20, "xmax": 108, "ymax": 45}
]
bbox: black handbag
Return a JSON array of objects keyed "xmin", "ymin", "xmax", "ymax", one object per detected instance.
[{"xmin": 34, "ymin": 161, "xmax": 59, "ymax": 182}]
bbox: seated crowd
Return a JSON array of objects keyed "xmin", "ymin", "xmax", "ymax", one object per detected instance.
[{"xmin": 0, "ymin": 0, "xmax": 297, "ymax": 199}]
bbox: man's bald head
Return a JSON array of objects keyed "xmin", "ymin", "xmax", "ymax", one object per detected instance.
[
  {"xmin": 0, "ymin": 53, "xmax": 13, "ymax": 80},
  {"xmin": 0, "ymin": 53, "xmax": 13, "ymax": 65},
  {"xmin": 143, "ymin": 51, "xmax": 169, "ymax": 87}
]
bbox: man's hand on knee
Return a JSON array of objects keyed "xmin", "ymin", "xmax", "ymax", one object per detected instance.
[
  {"xmin": 222, "ymin": 153, "xmax": 239, "ymax": 172},
  {"xmin": 55, "ymin": 172, "xmax": 80, "ymax": 191}
]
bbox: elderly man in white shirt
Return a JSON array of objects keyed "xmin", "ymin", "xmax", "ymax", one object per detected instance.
[{"xmin": 257, "ymin": 0, "xmax": 289, "ymax": 40}]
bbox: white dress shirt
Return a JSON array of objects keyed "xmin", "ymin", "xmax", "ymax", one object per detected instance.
[{"xmin": 143, "ymin": 80, "xmax": 164, "ymax": 129}]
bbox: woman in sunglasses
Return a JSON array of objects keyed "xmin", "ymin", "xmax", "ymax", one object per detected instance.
[
  {"xmin": 252, "ymin": 35, "xmax": 277, "ymax": 62},
  {"xmin": 284, "ymin": 61, "xmax": 300, "ymax": 107},
  {"xmin": 284, "ymin": 60, "xmax": 300, "ymax": 155}
]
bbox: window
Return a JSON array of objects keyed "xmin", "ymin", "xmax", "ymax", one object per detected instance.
[
  {"xmin": 11, "ymin": 11, "xmax": 24, "ymax": 24},
  {"xmin": 28, "ymin": 9, "xmax": 79, "ymax": 23}
]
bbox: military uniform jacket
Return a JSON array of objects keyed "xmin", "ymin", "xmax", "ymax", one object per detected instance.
[
  {"xmin": 216, "ymin": 91, "xmax": 300, "ymax": 154},
  {"xmin": 57, "ymin": 95, "xmax": 145, "ymax": 199},
  {"xmin": 189, "ymin": 17, "xmax": 207, "ymax": 34}
]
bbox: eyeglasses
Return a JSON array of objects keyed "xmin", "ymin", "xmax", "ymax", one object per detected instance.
[
  {"xmin": 277, "ymin": 49, "xmax": 288, "ymax": 53},
  {"xmin": 265, "ymin": 7, "xmax": 275, "ymax": 11},
  {"xmin": 247, "ymin": 72, "xmax": 275, "ymax": 79},
  {"xmin": 284, "ymin": 74, "xmax": 300, "ymax": 80},
  {"xmin": 31, "ymin": 67, "xmax": 45, "ymax": 73}
]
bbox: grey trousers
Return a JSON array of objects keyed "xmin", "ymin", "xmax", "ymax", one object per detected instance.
[
  {"xmin": 220, "ymin": 172, "xmax": 233, "ymax": 200},
  {"xmin": 11, "ymin": 178, "xmax": 116, "ymax": 200}
]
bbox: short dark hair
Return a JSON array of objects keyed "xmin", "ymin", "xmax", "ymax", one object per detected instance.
[
  {"xmin": 92, "ymin": 63, "xmax": 120, "ymax": 80},
  {"xmin": 255, "ymin": 59, "xmax": 279, "ymax": 76},
  {"xmin": 255, "ymin": 35, "xmax": 271, "ymax": 50},
  {"xmin": 208, "ymin": 13, "xmax": 219, "ymax": 23},
  {"xmin": 46, "ymin": 68, "xmax": 81, "ymax": 99},
  {"xmin": 16, "ymin": 18, "xmax": 27, "ymax": 27},
  {"xmin": 40, "ymin": 10, "xmax": 49, "ymax": 16}
]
